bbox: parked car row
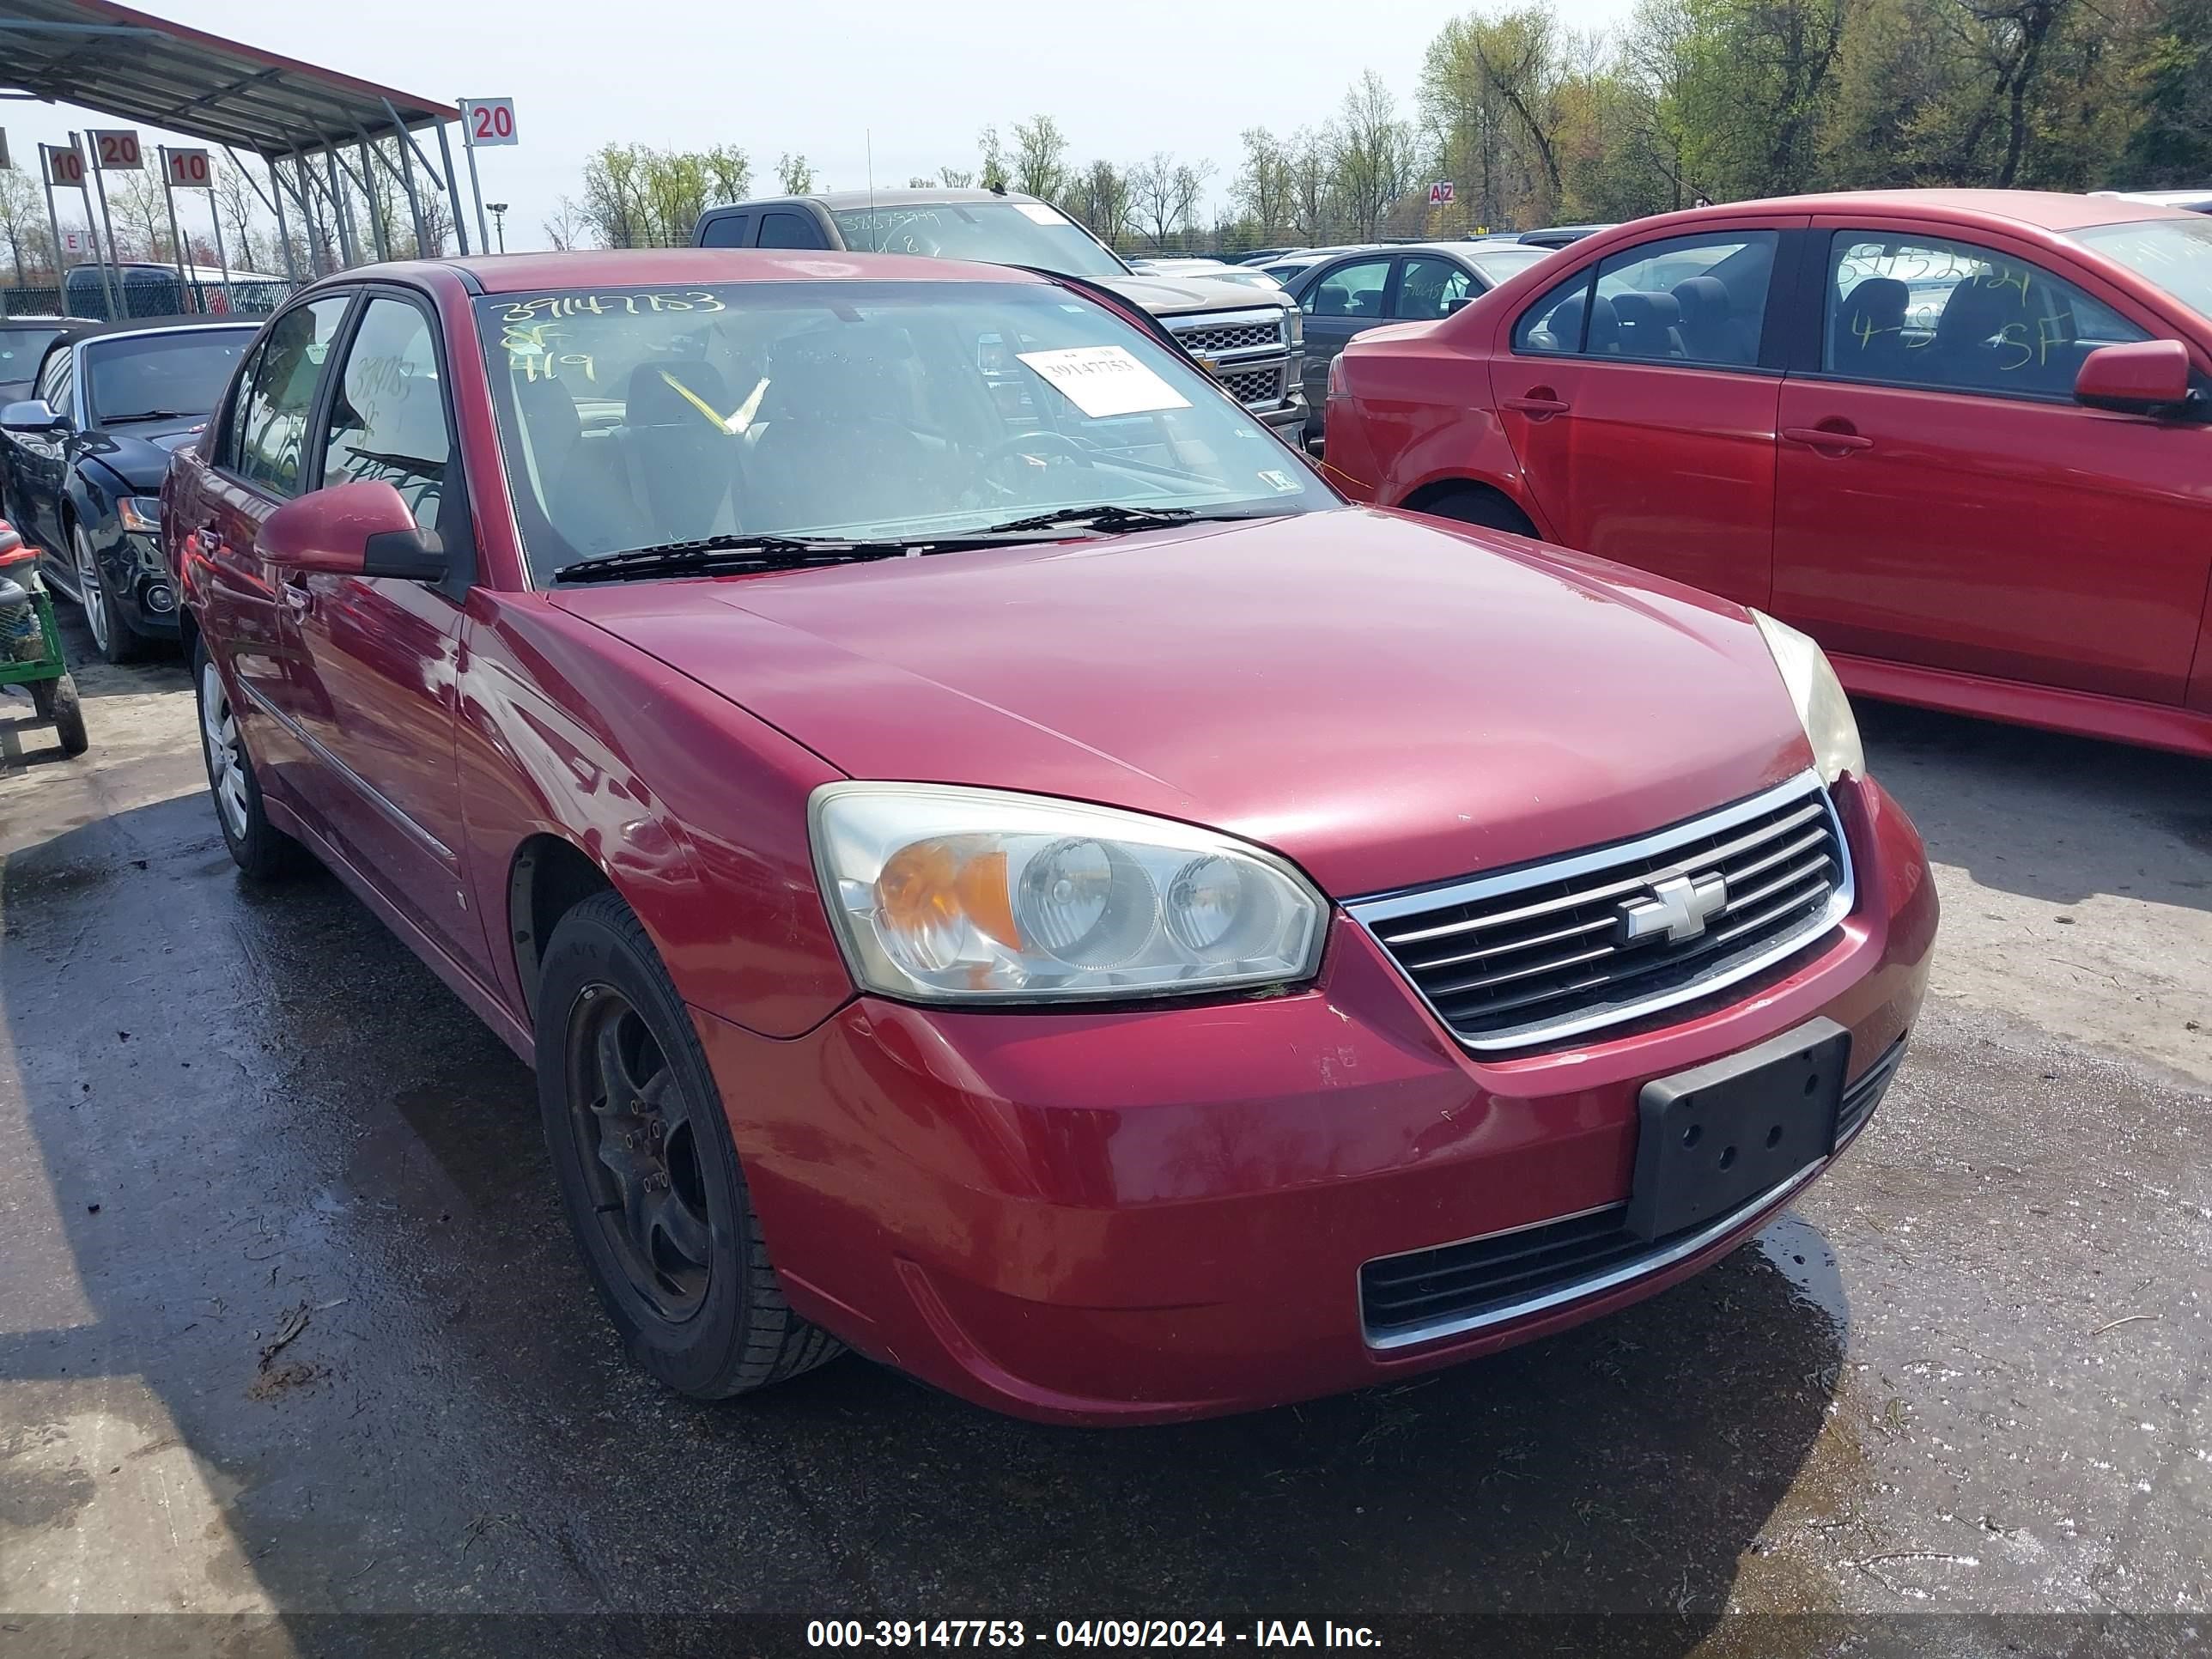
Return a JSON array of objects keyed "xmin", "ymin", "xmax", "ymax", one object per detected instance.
[
  {"xmin": 1322, "ymin": 189, "xmax": 2212, "ymax": 758},
  {"xmin": 5, "ymin": 183, "xmax": 2203, "ymax": 1428}
]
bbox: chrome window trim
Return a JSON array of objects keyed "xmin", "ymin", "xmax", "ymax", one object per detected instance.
[
  {"xmin": 237, "ymin": 678, "xmax": 456, "ymax": 866},
  {"xmin": 1346, "ymin": 772, "xmax": 1853, "ymax": 1054},
  {"xmin": 1359, "ymin": 1158, "xmax": 1821, "ymax": 1352}
]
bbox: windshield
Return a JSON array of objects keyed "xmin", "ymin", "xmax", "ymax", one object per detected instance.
[
  {"xmin": 0, "ymin": 326, "xmax": 62, "ymax": 386},
  {"xmin": 830, "ymin": 202, "xmax": 1127, "ymax": 278},
  {"xmin": 83, "ymin": 330, "xmax": 253, "ymax": 425},
  {"xmin": 477, "ymin": 280, "xmax": 1335, "ymax": 583},
  {"xmin": 1466, "ymin": 246, "xmax": 1553, "ymax": 283},
  {"xmin": 2068, "ymin": 216, "xmax": 2212, "ymax": 323}
]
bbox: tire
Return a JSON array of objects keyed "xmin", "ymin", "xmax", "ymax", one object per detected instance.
[
  {"xmin": 73, "ymin": 522, "xmax": 149, "ymax": 665},
  {"xmin": 1417, "ymin": 486, "xmax": 1540, "ymax": 538},
  {"xmin": 536, "ymin": 890, "xmax": 841, "ymax": 1400},
  {"xmin": 33, "ymin": 674, "xmax": 88, "ymax": 757},
  {"xmin": 193, "ymin": 638, "xmax": 299, "ymax": 879}
]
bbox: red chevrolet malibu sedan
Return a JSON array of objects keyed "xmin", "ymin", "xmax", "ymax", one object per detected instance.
[
  {"xmin": 166, "ymin": 250, "xmax": 1935, "ymax": 1424},
  {"xmin": 1324, "ymin": 191, "xmax": 2212, "ymax": 758}
]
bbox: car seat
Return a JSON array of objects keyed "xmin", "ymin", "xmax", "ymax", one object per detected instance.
[
  {"xmin": 1671, "ymin": 276, "xmax": 1754, "ymax": 364},
  {"xmin": 1534, "ymin": 293, "xmax": 1620, "ymax": 354},
  {"xmin": 1831, "ymin": 277, "xmax": 1911, "ymax": 380},
  {"xmin": 1609, "ymin": 290, "xmax": 1684, "ymax": 359},
  {"xmin": 623, "ymin": 361, "xmax": 737, "ymax": 544},
  {"xmin": 510, "ymin": 370, "xmax": 648, "ymax": 557}
]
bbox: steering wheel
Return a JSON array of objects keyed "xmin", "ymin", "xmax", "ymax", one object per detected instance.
[{"xmin": 977, "ymin": 428, "xmax": 1097, "ymax": 484}]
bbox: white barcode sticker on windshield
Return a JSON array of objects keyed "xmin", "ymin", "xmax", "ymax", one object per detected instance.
[
  {"xmin": 1015, "ymin": 203, "xmax": 1068, "ymax": 225},
  {"xmin": 1017, "ymin": 345, "xmax": 1193, "ymax": 418}
]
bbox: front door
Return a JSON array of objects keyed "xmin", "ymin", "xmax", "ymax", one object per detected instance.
[
  {"xmin": 196, "ymin": 296, "xmax": 356, "ymax": 809},
  {"xmin": 1299, "ymin": 254, "xmax": 1395, "ymax": 415},
  {"xmin": 1492, "ymin": 224, "xmax": 1799, "ymax": 608},
  {"xmin": 1770, "ymin": 223, "xmax": 2212, "ymax": 703},
  {"xmin": 285, "ymin": 290, "xmax": 488, "ymax": 975}
]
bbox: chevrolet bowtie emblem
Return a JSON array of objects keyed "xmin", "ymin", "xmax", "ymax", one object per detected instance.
[{"xmin": 1619, "ymin": 872, "xmax": 1729, "ymax": 945}]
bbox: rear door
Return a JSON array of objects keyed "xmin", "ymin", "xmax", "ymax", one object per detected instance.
[
  {"xmin": 285, "ymin": 289, "xmax": 488, "ymax": 974},
  {"xmin": 1492, "ymin": 222, "xmax": 1802, "ymax": 606},
  {"xmin": 756, "ymin": 209, "xmax": 831, "ymax": 249},
  {"xmin": 1771, "ymin": 222, "xmax": 2212, "ymax": 703}
]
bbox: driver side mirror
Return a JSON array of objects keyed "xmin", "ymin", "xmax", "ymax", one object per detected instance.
[
  {"xmin": 2075, "ymin": 339, "xmax": 2192, "ymax": 414},
  {"xmin": 1443, "ymin": 295, "xmax": 1473, "ymax": 317},
  {"xmin": 260, "ymin": 478, "xmax": 447, "ymax": 581},
  {"xmin": 0, "ymin": 399, "xmax": 64, "ymax": 433}
]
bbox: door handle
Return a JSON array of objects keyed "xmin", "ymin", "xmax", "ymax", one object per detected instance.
[
  {"xmin": 1503, "ymin": 393, "xmax": 1571, "ymax": 417},
  {"xmin": 1782, "ymin": 425, "xmax": 1873, "ymax": 453}
]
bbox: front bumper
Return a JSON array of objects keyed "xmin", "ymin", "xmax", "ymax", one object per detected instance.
[{"xmin": 703, "ymin": 776, "xmax": 1936, "ymax": 1425}]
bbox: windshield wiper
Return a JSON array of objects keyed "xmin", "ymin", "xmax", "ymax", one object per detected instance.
[
  {"xmin": 975, "ymin": 504, "xmax": 1284, "ymax": 536},
  {"xmin": 101, "ymin": 409, "xmax": 193, "ymax": 425},
  {"xmin": 552, "ymin": 531, "xmax": 1065, "ymax": 585}
]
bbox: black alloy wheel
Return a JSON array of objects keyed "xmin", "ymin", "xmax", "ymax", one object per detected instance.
[{"xmin": 566, "ymin": 987, "xmax": 715, "ymax": 1322}]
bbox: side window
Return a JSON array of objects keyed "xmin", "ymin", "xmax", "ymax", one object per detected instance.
[
  {"xmin": 1395, "ymin": 257, "xmax": 1474, "ymax": 321},
  {"xmin": 234, "ymin": 296, "xmax": 351, "ymax": 497},
  {"xmin": 217, "ymin": 343, "xmax": 264, "ymax": 471},
  {"xmin": 35, "ymin": 348, "xmax": 72, "ymax": 416},
  {"xmin": 1824, "ymin": 232, "xmax": 2149, "ymax": 398},
  {"xmin": 1303, "ymin": 257, "xmax": 1391, "ymax": 319},
  {"xmin": 756, "ymin": 210, "xmax": 827, "ymax": 249},
  {"xmin": 320, "ymin": 297, "xmax": 451, "ymax": 532},
  {"xmin": 697, "ymin": 212, "xmax": 752, "ymax": 248},
  {"xmin": 1592, "ymin": 231, "xmax": 1778, "ymax": 366},
  {"xmin": 1512, "ymin": 268, "xmax": 1595, "ymax": 355}
]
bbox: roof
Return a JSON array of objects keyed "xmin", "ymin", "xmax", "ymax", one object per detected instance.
[
  {"xmin": 55, "ymin": 314, "xmax": 261, "ymax": 346},
  {"xmin": 1, "ymin": 0, "xmax": 457, "ymax": 153},
  {"xmin": 361, "ymin": 248, "xmax": 1056, "ymax": 295},
  {"xmin": 0, "ymin": 315, "xmax": 97, "ymax": 326},
  {"xmin": 713, "ymin": 188, "xmax": 1042, "ymax": 213},
  {"xmin": 1688, "ymin": 188, "xmax": 2201, "ymax": 232}
]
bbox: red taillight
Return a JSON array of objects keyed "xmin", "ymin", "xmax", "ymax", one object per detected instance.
[{"xmin": 1326, "ymin": 354, "xmax": 1347, "ymax": 401}]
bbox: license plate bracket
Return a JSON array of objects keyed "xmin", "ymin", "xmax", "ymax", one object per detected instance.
[{"xmin": 1626, "ymin": 1018, "xmax": 1851, "ymax": 1243}]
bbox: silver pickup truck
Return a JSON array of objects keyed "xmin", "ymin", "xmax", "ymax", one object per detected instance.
[{"xmin": 693, "ymin": 188, "xmax": 1308, "ymax": 442}]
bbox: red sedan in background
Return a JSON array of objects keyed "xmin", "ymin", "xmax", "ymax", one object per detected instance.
[
  {"xmin": 167, "ymin": 249, "xmax": 1933, "ymax": 1424},
  {"xmin": 1323, "ymin": 191, "xmax": 2212, "ymax": 759}
]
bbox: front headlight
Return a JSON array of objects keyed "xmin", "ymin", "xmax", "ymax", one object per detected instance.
[
  {"xmin": 118, "ymin": 495, "xmax": 162, "ymax": 535},
  {"xmin": 1751, "ymin": 611, "xmax": 1863, "ymax": 785},
  {"xmin": 810, "ymin": 783, "xmax": 1327, "ymax": 1004}
]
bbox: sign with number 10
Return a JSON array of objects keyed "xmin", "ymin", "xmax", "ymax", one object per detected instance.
[
  {"xmin": 166, "ymin": 148, "xmax": 214, "ymax": 189},
  {"xmin": 44, "ymin": 144, "xmax": 86, "ymax": 187}
]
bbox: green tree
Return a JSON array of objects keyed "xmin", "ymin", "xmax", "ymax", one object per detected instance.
[
  {"xmin": 2123, "ymin": 0, "xmax": 2212, "ymax": 183},
  {"xmin": 777, "ymin": 154, "xmax": 817, "ymax": 194},
  {"xmin": 1008, "ymin": 115, "xmax": 1072, "ymax": 203}
]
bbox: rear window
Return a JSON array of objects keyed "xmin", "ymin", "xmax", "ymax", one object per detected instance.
[
  {"xmin": 2068, "ymin": 216, "xmax": 2212, "ymax": 324},
  {"xmin": 830, "ymin": 202, "xmax": 1126, "ymax": 278},
  {"xmin": 0, "ymin": 326, "xmax": 62, "ymax": 382}
]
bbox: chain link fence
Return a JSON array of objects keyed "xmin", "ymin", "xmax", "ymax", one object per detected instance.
[{"xmin": 2, "ymin": 272, "xmax": 294, "ymax": 324}]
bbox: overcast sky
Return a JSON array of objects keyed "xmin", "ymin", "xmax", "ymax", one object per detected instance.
[{"xmin": 7, "ymin": 0, "xmax": 1636, "ymax": 252}]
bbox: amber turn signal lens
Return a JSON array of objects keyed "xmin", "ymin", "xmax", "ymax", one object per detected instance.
[{"xmin": 874, "ymin": 839, "xmax": 1025, "ymax": 955}]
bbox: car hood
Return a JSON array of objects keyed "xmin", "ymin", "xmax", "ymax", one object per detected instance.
[
  {"xmin": 82, "ymin": 419, "xmax": 207, "ymax": 489},
  {"xmin": 1098, "ymin": 272, "xmax": 1293, "ymax": 319},
  {"xmin": 554, "ymin": 509, "xmax": 1814, "ymax": 898}
]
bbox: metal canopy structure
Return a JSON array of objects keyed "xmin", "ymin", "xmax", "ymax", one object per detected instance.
[{"xmin": 0, "ymin": 0, "xmax": 478, "ymax": 295}]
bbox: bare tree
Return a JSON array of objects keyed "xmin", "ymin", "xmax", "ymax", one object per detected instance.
[
  {"xmin": 1231, "ymin": 128, "xmax": 1297, "ymax": 241},
  {"xmin": 0, "ymin": 169, "xmax": 52, "ymax": 287},
  {"xmin": 1286, "ymin": 125, "xmax": 1339, "ymax": 241},
  {"xmin": 1072, "ymin": 159, "xmax": 1133, "ymax": 245},
  {"xmin": 542, "ymin": 195, "xmax": 585, "ymax": 251},
  {"xmin": 212, "ymin": 160, "xmax": 264, "ymax": 269},
  {"xmin": 938, "ymin": 166, "xmax": 975, "ymax": 188},
  {"xmin": 977, "ymin": 126, "xmax": 1010, "ymax": 191}
]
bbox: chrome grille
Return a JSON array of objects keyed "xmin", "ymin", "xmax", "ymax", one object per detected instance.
[
  {"xmin": 1173, "ymin": 318, "xmax": 1284, "ymax": 356},
  {"xmin": 1347, "ymin": 775, "xmax": 1852, "ymax": 1054},
  {"xmin": 1359, "ymin": 1034, "xmax": 1905, "ymax": 1349}
]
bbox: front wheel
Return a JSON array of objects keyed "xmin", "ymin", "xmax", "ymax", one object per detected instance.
[
  {"xmin": 537, "ymin": 891, "xmax": 841, "ymax": 1400},
  {"xmin": 74, "ymin": 524, "xmax": 148, "ymax": 665}
]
